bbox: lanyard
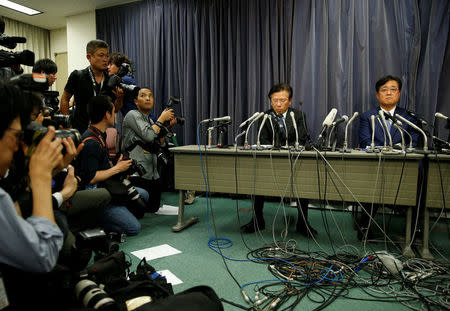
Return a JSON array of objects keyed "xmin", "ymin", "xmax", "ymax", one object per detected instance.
[{"xmin": 88, "ymin": 67, "xmax": 104, "ymax": 96}]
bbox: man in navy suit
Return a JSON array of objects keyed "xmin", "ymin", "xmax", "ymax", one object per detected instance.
[
  {"xmin": 357, "ymin": 75, "xmax": 419, "ymax": 240},
  {"xmin": 241, "ymin": 83, "xmax": 317, "ymax": 237},
  {"xmin": 359, "ymin": 75, "xmax": 419, "ymax": 149}
]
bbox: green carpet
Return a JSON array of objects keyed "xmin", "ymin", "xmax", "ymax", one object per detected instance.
[{"xmin": 119, "ymin": 192, "xmax": 450, "ymax": 310}]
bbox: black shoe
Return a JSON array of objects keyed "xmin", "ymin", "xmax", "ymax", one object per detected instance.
[
  {"xmin": 240, "ymin": 218, "xmax": 265, "ymax": 233},
  {"xmin": 296, "ymin": 222, "xmax": 317, "ymax": 238}
]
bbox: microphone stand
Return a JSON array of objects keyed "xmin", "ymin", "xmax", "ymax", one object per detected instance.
[
  {"xmin": 342, "ymin": 112, "xmax": 359, "ymax": 153},
  {"xmin": 392, "ymin": 123, "xmax": 406, "ymax": 152},
  {"xmin": 242, "ymin": 116, "xmax": 260, "ymax": 150},
  {"xmin": 290, "ymin": 111, "xmax": 300, "ymax": 151},
  {"xmin": 256, "ymin": 114, "xmax": 268, "ymax": 150},
  {"xmin": 401, "ymin": 126, "xmax": 414, "ymax": 152},
  {"xmin": 396, "ymin": 114, "xmax": 429, "ymax": 152}
]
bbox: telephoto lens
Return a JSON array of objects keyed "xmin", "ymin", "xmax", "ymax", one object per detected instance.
[
  {"xmin": 75, "ymin": 279, "xmax": 118, "ymax": 310},
  {"xmin": 24, "ymin": 121, "xmax": 81, "ymax": 151}
]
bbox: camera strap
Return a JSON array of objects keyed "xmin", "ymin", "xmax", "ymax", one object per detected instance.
[
  {"xmin": 88, "ymin": 67, "xmax": 104, "ymax": 96},
  {"xmin": 83, "ymin": 125, "xmax": 107, "ymax": 150}
]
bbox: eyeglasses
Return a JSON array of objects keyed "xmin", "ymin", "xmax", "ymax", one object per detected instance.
[
  {"xmin": 7, "ymin": 128, "xmax": 24, "ymax": 143},
  {"xmin": 379, "ymin": 87, "xmax": 399, "ymax": 93},
  {"xmin": 271, "ymin": 98, "xmax": 289, "ymax": 104}
]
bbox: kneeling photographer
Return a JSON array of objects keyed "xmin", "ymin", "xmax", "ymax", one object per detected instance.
[
  {"xmin": 122, "ymin": 87, "xmax": 176, "ymax": 213},
  {"xmin": 75, "ymin": 95, "xmax": 149, "ymax": 236}
]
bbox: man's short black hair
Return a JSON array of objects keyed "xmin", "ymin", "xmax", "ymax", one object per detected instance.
[
  {"xmin": 86, "ymin": 40, "xmax": 109, "ymax": 55},
  {"xmin": 87, "ymin": 95, "xmax": 114, "ymax": 124},
  {"xmin": 109, "ymin": 52, "xmax": 131, "ymax": 67},
  {"xmin": 32, "ymin": 59, "xmax": 57, "ymax": 74},
  {"xmin": 268, "ymin": 83, "xmax": 293, "ymax": 99},
  {"xmin": 375, "ymin": 75, "xmax": 402, "ymax": 92},
  {"xmin": 0, "ymin": 80, "xmax": 24, "ymax": 138}
]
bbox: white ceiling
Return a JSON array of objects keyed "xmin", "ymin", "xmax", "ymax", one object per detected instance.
[{"xmin": 0, "ymin": 0, "xmax": 139, "ymax": 30}]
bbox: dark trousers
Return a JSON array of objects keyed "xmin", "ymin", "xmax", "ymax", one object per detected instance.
[
  {"xmin": 129, "ymin": 177, "xmax": 163, "ymax": 212},
  {"xmin": 253, "ymin": 195, "xmax": 310, "ymax": 225}
]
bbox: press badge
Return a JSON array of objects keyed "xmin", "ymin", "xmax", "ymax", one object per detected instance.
[{"xmin": 0, "ymin": 274, "xmax": 9, "ymax": 309}]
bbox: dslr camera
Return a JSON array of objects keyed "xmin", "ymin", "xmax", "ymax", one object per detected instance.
[
  {"xmin": 41, "ymin": 90, "xmax": 72, "ymax": 128},
  {"xmin": 107, "ymin": 63, "xmax": 140, "ymax": 97},
  {"xmin": 165, "ymin": 96, "xmax": 185, "ymax": 126},
  {"xmin": 10, "ymin": 73, "xmax": 81, "ymax": 151}
]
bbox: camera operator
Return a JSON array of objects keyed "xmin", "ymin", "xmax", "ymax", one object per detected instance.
[
  {"xmin": 75, "ymin": 95, "xmax": 149, "ymax": 236},
  {"xmin": 0, "ymin": 81, "xmax": 64, "ymax": 273},
  {"xmin": 122, "ymin": 87, "xmax": 175, "ymax": 213},
  {"xmin": 30, "ymin": 58, "xmax": 57, "ymax": 123},
  {"xmin": 0, "ymin": 17, "xmax": 35, "ymax": 80},
  {"xmin": 61, "ymin": 40, "xmax": 120, "ymax": 133},
  {"xmin": 107, "ymin": 52, "xmax": 137, "ymax": 136}
]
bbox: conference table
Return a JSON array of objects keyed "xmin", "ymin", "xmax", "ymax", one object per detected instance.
[
  {"xmin": 420, "ymin": 154, "xmax": 450, "ymax": 260},
  {"xmin": 170, "ymin": 145, "xmax": 424, "ymax": 256}
]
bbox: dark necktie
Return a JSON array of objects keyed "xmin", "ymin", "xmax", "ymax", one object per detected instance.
[{"xmin": 278, "ymin": 114, "xmax": 285, "ymax": 139}]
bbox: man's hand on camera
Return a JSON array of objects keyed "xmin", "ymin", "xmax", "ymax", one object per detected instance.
[
  {"xmin": 113, "ymin": 86, "xmax": 124, "ymax": 99},
  {"xmin": 35, "ymin": 112, "xmax": 45, "ymax": 125},
  {"xmin": 114, "ymin": 154, "xmax": 132, "ymax": 174},
  {"xmin": 59, "ymin": 137, "xmax": 84, "ymax": 170},
  {"xmin": 168, "ymin": 118, "xmax": 177, "ymax": 128},
  {"xmin": 28, "ymin": 127, "xmax": 62, "ymax": 223},
  {"xmin": 113, "ymin": 86, "xmax": 124, "ymax": 111},
  {"xmin": 159, "ymin": 108, "xmax": 175, "ymax": 123},
  {"xmin": 60, "ymin": 165, "xmax": 78, "ymax": 201},
  {"xmin": 29, "ymin": 127, "xmax": 63, "ymax": 183}
]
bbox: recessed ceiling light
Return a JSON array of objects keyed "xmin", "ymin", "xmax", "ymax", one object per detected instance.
[{"xmin": 0, "ymin": 0, "xmax": 42, "ymax": 16}]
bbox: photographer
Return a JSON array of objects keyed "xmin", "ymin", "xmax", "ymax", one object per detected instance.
[
  {"xmin": 76, "ymin": 95, "xmax": 149, "ymax": 236},
  {"xmin": 107, "ymin": 52, "xmax": 137, "ymax": 136},
  {"xmin": 122, "ymin": 87, "xmax": 175, "ymax": 212},
  {"xmin": 0, "ymin": 81, "xmax": 64, "ymax": 273},
  {"xmin": 61, "ymin": 40, "xmax": 116, "ymax": 133}
]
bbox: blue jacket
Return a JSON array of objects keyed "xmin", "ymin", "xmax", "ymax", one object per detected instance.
[{"xmin": 358, "ymin": 106, "xmax": 419, "ymax": 148}]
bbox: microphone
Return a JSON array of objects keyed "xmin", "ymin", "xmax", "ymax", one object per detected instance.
[
  {"xmin": 406, "ymin": 110, "xmax": 429, "ymax": 126},
  {"xmin": 343, "ymin": 112, "xmax": 358, "ymax": 151},
  {"xmin": 243, "ymin": 112, "xmax": 264, "ymax": 148},
  {"xmin": 379, "ymin": 110, "xmax": 393, "ymax": 150},
  {"xmin": 0, "ymin": 33, "xmax": 27, "ymax": 50},
  {"xmin": 200, "ymin": 116, "xmax": 231, "ymax": 124},
  {"xmin": 239, "ymin": 112, "xmax": 260, "ymax": 128},
  {"xmin": 327, "ymin": 115, "xmax": 348, "ymax": 149},
  {"xmin": 332, "ymin": 115, "xmax": 349, "ymax": 127},
  {"xmin": 256, "ymin": 114, "xmax": 269, "ymax": 149},
  {"xmin": 290, "ymin": 111, "xmax": 299, "ymax": 150},
  {"xmin": 317, "ymin": 108, "xmax": 337, "ymax": 142},
  {"xmin": 396, "ymin": 114, "xmax": 428, "ymax": 151},
  {"xmin": 435, "ymin": 112, "xmax": 448, "ymax": 120},
  {"xmin": 322, "ymin": 108, "xmax": 338, "ymax": 127}
]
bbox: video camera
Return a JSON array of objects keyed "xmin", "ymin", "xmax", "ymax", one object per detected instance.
[
  {"xmin": 106, "ymin": 62, "xmax": 140, "ymax": 97},
  {"xmin": 10, "ymin": 73, "xmax": 81, "ymax": 151},
  {"xmin": 0, "ymin": 18, "xmax": 35, "ymax": 78}
]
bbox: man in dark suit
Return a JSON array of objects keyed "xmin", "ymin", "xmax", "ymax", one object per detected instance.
[
  {"xmin": 357, "ymin": 75, "xmax": 419, "ymax": 240},
  {"xmin": 359, "ymin": 75, "xmax": 419, "ymax": 149},
  {"xmin": 241, "ymin": 83, "xmax": 317, "ymax": 237}
]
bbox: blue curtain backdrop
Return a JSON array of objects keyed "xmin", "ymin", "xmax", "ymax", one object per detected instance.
[{"xmin": 96, "ymin": 0, "xmax": 450, "ymax": 147}]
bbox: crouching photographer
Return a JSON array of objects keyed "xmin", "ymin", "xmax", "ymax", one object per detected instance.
[
  {"xmin": 75, "ymin": 95, "xmax": 149, "ymax": 236},
  {"xmin": 122, "ymin": 87, "xmax": 176, "ymax": 213}
]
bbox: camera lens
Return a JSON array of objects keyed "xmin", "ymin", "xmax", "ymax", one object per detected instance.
[{"xmin": 75, "ymin": 279, "xmax": 116, "ymax": 310}]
